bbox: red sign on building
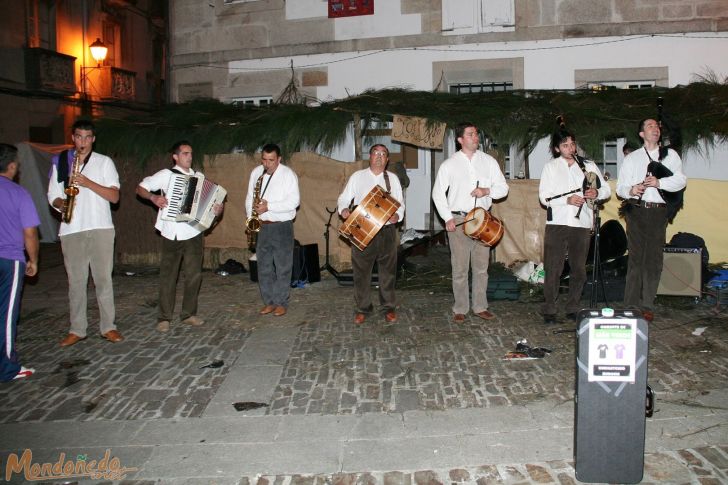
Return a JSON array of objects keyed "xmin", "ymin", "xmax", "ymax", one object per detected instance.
[{"xmin": 328, "ymin": 0, "xmax": 374, "ymax": 18}]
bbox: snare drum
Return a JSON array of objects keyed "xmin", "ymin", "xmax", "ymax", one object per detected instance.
[
  {"xmin": 339, "ymin": 185, "xmax": 401, "ymax": 251},
  {"xmin": 463, "ymin": 207, "xmax": 504, "ymax": 247}
]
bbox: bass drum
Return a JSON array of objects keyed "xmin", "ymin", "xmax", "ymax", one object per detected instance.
[{"xmin": 463, "ymin": 207, "xmax": 504, "ymax": 247}]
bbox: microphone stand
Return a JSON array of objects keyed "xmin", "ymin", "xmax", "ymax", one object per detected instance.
[{"xmin": 588, "ymin": 201, "xmax": 607, "ymax": 308}]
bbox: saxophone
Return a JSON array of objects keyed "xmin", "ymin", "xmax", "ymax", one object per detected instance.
[
  {"xmin": 245, "ymin": 173, "xmax": 264, "ymax": 249},
  {"xmin": 61, "ymin": 151, "xmax": 81, "ymax": 223}
]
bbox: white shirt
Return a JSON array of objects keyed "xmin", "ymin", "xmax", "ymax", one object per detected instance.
[
  {"xmin": 616, "ymin": 146, "xmax": 686, "ymax": 203},
  {"xmin": 47, "ymin": 151, "xmax": 119, "ymax": 237},
  {"xmin": 245, "ymin": 163, "xmax": 300, "ymax": 222},
  {"xmin": 432, "ymin": 150, "xmax": 509, "ymax": 222},
  {"xmin": 539, "ymin": 157, "xmax": 611, "ymax": 228},
  {"xmin": 337, "ymin": 168, "xmax": 405, "ymax": 223},
  {"xmin": 138, "ymin": 166, "xmax": 201, "ymax": 241}
]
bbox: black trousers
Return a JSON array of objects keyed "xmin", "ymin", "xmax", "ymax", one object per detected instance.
[
  {"xmin": 351, "ymin": 224, "xmax": 398, "ymax": 313},
  {"xmin": 624, "ymin": 205, "xmax": 668, "ymax": 310},
  {"xmin": 542, "ymin": 224, "xmax": 591, "ymax": 315}
]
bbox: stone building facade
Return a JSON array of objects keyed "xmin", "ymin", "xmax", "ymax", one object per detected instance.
[{"xmin": 0, "ymin": 0, "xmax": 166, "ymax": 144}]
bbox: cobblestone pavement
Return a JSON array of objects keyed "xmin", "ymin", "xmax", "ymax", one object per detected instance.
[
  {"xmin": 243, "ymin": 445, "xmax": 728, "ymax": 485},
  {"xmin": 1, "ymin": 243, "xmax": 727, "ymax": 483}
]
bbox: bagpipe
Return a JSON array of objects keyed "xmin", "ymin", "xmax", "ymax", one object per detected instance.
[{"xmin": 619, "ymin": 97, "xmax": 684, "ymax": 223}]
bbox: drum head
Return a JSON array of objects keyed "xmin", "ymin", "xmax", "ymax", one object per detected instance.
[{"xmin": 463, "ymin": 208, "xmax": 485, "ymax": 235}]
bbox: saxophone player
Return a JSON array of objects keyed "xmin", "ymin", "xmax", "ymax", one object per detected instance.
[
  {"xmin": 245, "ymin": 144, "xmax": 300, "ymax": 317},
  {"xmin": 47, "ymin": 119, "xmax": 123, "ymax": 347}
]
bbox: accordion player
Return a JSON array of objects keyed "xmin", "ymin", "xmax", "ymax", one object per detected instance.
[{"xmin": 161, "ymin": 173, "xmax": 227, "ymax": 231}]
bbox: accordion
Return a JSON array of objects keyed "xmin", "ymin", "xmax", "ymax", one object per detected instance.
[{"xmin": 161, "ymin": 173, "xmax": 226, "ymax": 231}]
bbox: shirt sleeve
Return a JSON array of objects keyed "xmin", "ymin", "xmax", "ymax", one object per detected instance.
[
  {"xmin": 616, "ymin": 152, "xmax": 639, "ymax": 199},
  {"xmin": 388, "ymin": 171, "xmax": 405, "ymax": 221},
  {"xmin": 431, "ymin": 162, "xmax": 452, "ymax": 222},
  {"xmin": 337, "ymin": 172, "xmax": 357, "ymax": 215},
  {"xmin": 47, "ymin": 162, "xmax": 64, "ymax": 212},
  {"xmin": 488, "ymin": 159, "xmax": 509, "ymax": 201},
  {"xmin": 267, "ymin": 168, "xmax": 300, "ymax": 215}
]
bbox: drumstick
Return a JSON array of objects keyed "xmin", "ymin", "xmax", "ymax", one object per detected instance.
[
  {"xmin": 473, "ymin": 181, "xmax": 479, "ymax": 209},
  {"xmin": 455, "ymin": 217, "xmax": 476, "ymax": 227}
]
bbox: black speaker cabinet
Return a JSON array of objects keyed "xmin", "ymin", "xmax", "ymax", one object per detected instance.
[
  {"xmin": 657, "ymin": 247, "xmax": 701, "ymax": 297},
  {"xmin": 249, "ymin": 243, "xmax": 321, "ymax": 284},
  {"xmin": 575, "ymin": 309, "xmax": 649, "ymax": 484}
]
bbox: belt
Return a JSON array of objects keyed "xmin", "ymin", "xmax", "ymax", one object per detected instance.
[
  {"xmin": 628, "ymin": 200, "xmax": 666, "ymax": 209},
  {"xmin": 452, "ymin": 211, "xmax": 469, "ymax": 216},
  {"xmin": 260, "ymin": 220, "xmax": 281, "ymax": 225}
]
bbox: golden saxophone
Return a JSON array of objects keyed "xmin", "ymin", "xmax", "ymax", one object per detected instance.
[
  {"xmin": 245, "ymin": 173, "xmax": 264, "ymax": 249},
  {"xmin": 61, "ymin": 151, "xmax": 81, "ymax": 223}
]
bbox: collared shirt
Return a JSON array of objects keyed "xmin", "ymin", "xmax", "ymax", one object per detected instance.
[
  {"xmin": 47, "ymin": 150, "xmax": 120, "ymax": 237},
  {"xmin": 539, "ymin": 156, "xmax": 611, "ymax": 228},
  {"xmin": 616, "ymin": 147, "xmax": 686, "ymax": 203},
  {"xmin": 431, "ymin": 149, "xmax": 509, "ymax": 222},
  {"xmin": 337, "ymin": 168, "xmax": 405, "ymax": 223},
  {"xmin": 0, "ymin": 176, "xmax": 41, "ymax": 261},
  {"xmin": 138, "ymin": 166, "xmax": 202, "ymax": 241},
  {"xmin": 245, "ymin": 163, "xmax": 300, "ymax": 222}
]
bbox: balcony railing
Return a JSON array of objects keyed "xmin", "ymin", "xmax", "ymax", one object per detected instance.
[
  {"xmin": 85, "ymin": 66, "xmax": 136, "ymax": 101},
  {"xmin": 24, "ymin": 47, "xmax": 76, "ymax": 94}
]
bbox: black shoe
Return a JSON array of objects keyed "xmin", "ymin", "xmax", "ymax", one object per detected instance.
[
  {"xmin": 565, "ymin": 312, "xmax": 577, "ymax": 321},
  {"xmin": 543, "ymin": 314, "xmax": 557, "ymax": 325}
]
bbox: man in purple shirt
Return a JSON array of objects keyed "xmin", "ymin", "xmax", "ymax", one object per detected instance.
[{"xmin": 0, "ymin": 143, "xmax": 40, "ymax": 381}]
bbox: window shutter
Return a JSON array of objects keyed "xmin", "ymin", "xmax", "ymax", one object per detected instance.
[
  {"xmin": 442, "ymin": 0, "xmax": 477, "ymax": 31},
  {"xmin": 481, "ymin": 0, "xmax": 514, "ymax": 27}
]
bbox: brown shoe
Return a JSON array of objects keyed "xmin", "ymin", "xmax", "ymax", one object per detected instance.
[
  {"xmin": 102, "ymin": 329, "xmax": 124, "ymax": 343},
  {"xmin": 259, "ymin": 305, "xmax": 276, "ymax": 315},
  {"xmin": 156, "ymin": 320, "xmax": 170, "ymax": 333},
  {"xmin": 273, "ymin": 306, "xmax": 287, "ymax": 316},
  {"xmin": 354, "ymin": 313, "xmax": 366, "ymax": 325},
  {"xmin": 181, "ymin": 315, "xmax": 204, "ymax": 326},
  {"xmin": 453, "ymin": 313, "xmax": 466, "ymax": 323},
  {"xmin": 475, "ymin": 310, "xmax": 495, "ymax": 320},
  {"xmin": 385, "ymin": 311, "xmax": 397, "ymax": 323},
  {"xmin": 60, "ymin": 333, "xmax": 86, "ymax": 347}
]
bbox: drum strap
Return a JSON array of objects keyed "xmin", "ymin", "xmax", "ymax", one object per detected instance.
[{"xmin": 383, "ymin": 171, "xmax": 392, "ymax": 193}]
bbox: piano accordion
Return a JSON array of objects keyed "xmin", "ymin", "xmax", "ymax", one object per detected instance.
[{"xmin": 161, "ymin": 173, "xmax": 227, "ymax": 231}]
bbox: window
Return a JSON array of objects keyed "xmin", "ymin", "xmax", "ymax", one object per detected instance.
[
  {"xmin": 231, "ymin": 96, "xmax": 273, "ymax": 107},
  {"xmin": 586, "ymin": 81, "xmax": 655, "ymax": 90},
  {"xmin": 26, "ymin": 0, "xmax": 57, "ymax": 50},
  {"xmin": 449, "ymin": 81, "xmax": 513, "ymax": 94},
  {"xmin": 442, "ymin": 0, "xmax": 514, "ymax": 34}
]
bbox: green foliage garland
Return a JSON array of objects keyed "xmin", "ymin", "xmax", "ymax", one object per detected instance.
[{"xmin": 95, "ymin": 81, "xmax": 728, "ymax": 167}]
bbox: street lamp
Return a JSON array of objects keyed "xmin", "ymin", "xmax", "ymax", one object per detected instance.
[
  {"xmin": 89, "ymin": 38, "xmax": 108, "ymax": 66},
  {"xmin": 81, "ymin": 38, "xmax": 108, "ymax": 115}
]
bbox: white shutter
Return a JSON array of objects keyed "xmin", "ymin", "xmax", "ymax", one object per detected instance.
[
  {"xmin": 442, "ymin": 0, "xmax": 477, "ymax": 31},
  {"xmin": 481, "ymin": 0, "xmax": 514, "ymax": 27}
]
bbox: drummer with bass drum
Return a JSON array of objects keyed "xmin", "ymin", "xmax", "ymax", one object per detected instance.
[
  {"xmin": 539, "ymin": 124, "xmax": 610, "ymax": 325},
  {"xmin": 432, "ymin": 122, "xmax": 509, "ymax": 323},
  {"xmin": 338, "ymin": 144, "xmax": 404, "ymax": 325}
]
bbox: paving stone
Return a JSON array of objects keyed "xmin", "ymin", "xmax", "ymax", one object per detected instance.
[
  {"xmin": 525, "ymin": 463, "xmax": 554, "ymax": 483},
  {"xmin": 383, "ymin": 471, "xmax": 410, "ymax": 485},
  {"xmin": 448, "ymin": 468, "xmax": 470, "ymax": 482},
  {"xmin": 696, "ymin": 446, "xmax": 728, "ymax": 469},
  {"xmin": 413, "ymin": 470, "xmax": 442, "ymax": 485}
]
